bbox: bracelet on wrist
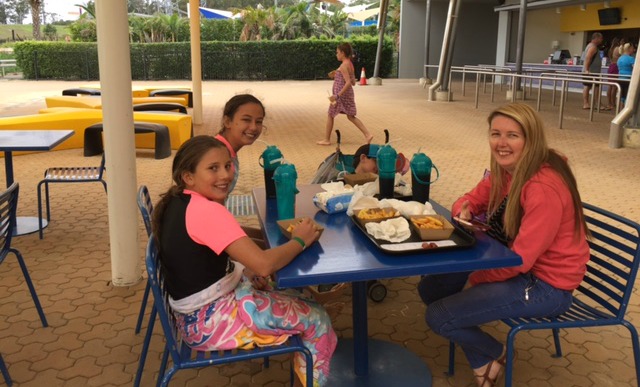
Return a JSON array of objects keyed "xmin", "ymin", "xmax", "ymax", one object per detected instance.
[{"xmin": 292, "ymin": 236, "xmax": 306, "ymax": 250}]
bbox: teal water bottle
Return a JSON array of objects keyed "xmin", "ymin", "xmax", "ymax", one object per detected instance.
[
  {"xmin": 259, "ymin": 145, "xmax": 282, "ymax": 198},
  {"xmin": 376, "ymin": 144, "xmax": 397, "ymax": 199},
  {"xmin": 273, "ymin": 162, "xmax": 299, "ymax": 220},
  {"xmin": 411, "ymin": 152, "xmax": 433, "ymax": 203}
]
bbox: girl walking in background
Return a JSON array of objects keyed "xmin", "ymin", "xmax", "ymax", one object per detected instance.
[{"xmin": 317, "ymin": 42, "xmax": 373, "ymax": 146}]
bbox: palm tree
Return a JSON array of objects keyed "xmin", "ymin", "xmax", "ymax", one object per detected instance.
[
  {"xmin": 75, "ymin": 1, "xmax": 96, "ymax": 19},
  {"xmin": 129, "ymin": 15, "xmax": 147, "ymax": 43},
  {"xmin": 29, "ymin": 0, "xmax": 43, "ymax": 40},
  {"xmin": 236, "ymin": 6, "xmax": 273, "ymax": 41},
  {"xmin": 158, "ymin": 13, "xmax": 186, "ymax": 42},
  {"xmin": 282, "ymin": 3, "xmax": 314, "ymax": 39}
]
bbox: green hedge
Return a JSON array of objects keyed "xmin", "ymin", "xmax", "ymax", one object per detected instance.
[{"xmin": 14, "ymin": 36, "xmax": 393, "ymax": 80}]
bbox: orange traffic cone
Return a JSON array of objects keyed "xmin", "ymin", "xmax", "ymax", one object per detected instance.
[{"xmin": 359, "ymin": 67, "xmax": 368, "ymax": 86}]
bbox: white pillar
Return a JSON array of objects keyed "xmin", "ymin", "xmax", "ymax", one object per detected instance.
[
  {"xmin": 495, "ymin": 11, "xmax": 509, "ymax": 68},
  {"xmin": 189, "ymin": 0, "xmax": 203, "ymax": 126},
  {"xmin": 495, "ymin": 11, "xmax": 510, "ymax": 84},
  {"xmin": 95, "ymin": 0, "xmax": 140, "ymax": 286}
]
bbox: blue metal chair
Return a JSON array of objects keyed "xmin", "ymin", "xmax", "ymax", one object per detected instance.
[
  {"xmin": 0, "ymin": 183, "xmax": 48, "ymax": 386},
  {"xmin": 0, "ymin": 353, "xmax": 11, "ymax": 386},
  {"xmin": 135, "ymin": 185, "xmax": 153, "ymax": 335},
  {"xmin": 135, "ymin": 237, "xmax": 314, "ymax": 387},
  {"xmin": 447, "ymin": 203, "xmax": 640, "ymax": 386},
  {"xmin": 1, "ymin": 182, "xmax": 48, "ymax": 327},
  {"xmin": 36, "ymin": 154, "xmax": 107, "ymax": 239}
]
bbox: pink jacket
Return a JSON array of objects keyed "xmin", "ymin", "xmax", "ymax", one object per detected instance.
[{"xmin": 452, "ymin": 166, "xmax": 590, "ymax": 291}]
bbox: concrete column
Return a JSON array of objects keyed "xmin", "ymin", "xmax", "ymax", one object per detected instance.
[
  {"xmin": 189, "ymin": 0, "xmax": 203, "ymax": 126},
  {"xmin": 495, "ymin": 11, "xmax": 510, "ymax": 84},
  {"xmin": 95, "ymin": 0, "xmax": 140, "ymax": 286}
]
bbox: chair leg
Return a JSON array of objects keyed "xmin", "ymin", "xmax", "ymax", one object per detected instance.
[
  {"xmin": 622, "ymin": 320, "xmax": 640, "ymax": 386},
  {"xmin": 101, "ymin": 181, "xmax": 107, "ymax": 193},
  {"xmin": 505, "ymin": 327, "xmax": 521, "ymax": 387},
  {"xmin": 36, "ymin": 181, "xmax": 45, "ymax": 239},
  {"xmin": 134, "ymin": 305, "xmax": 157, "ymax": 387},
  {"xmin": 263, "ymin": 356, "xmax": 269, "ymax": 369},
  {"xmin": 447, "ymin": 340, "xmax": 456, "ymax": 376},
  {"xmin": 11, "ymin": 248, "xmax": 48, "ymax": 327},
  {"xmin": 551, "ymin": 328, "xmax": 563, "ymax": 358},
  {"xmin": 44, "ymin": 182, "xmax": 51, "ymax": 222},
  {"xmin": 135, "ymin": 280, "xmax": 151, "ymax": 335},
  {"xmin": 157, "ymin": 345, "xmax": 172, "ymax": 387},
  {"xmin": 303, "ymin": 347, "xmax": 313, "ymax": 387},
  {"xmin": 0, "ymin": 353, "xmax": 12, "ymax": 387}
]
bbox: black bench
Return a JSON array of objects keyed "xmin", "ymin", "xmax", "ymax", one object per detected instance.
[
  {"xmin": 84, "ymin": 122, "xmax": 171, "ymax": 160},
  {"xmin": 62, "ymin": 88, "xmax": 101, "ymax": 96},
  {"xmin": 133, "ymin": 102, "xmax": 187, "ymax": 114},
  {"xmin": 149, "ymin": 89, "xmax": 193, "ymax": 108}
]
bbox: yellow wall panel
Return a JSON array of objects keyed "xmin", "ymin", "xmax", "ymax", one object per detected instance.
[{"xmin": 560, "ymin": 0, "xmax": 640, "ymax": 32}]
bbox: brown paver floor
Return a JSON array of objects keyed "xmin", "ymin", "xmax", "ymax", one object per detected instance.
[{"xmin": 0, "ymin": 77, "xmax": 638, "ymax": 386}]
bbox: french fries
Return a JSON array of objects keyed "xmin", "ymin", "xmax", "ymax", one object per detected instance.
[
  {"xmin": 356, "ymin": 208, "xmax": 398, "ymax": 220},
  {"xmin": 286, "ymin": 219, "xmax": 320, "ymax": 233},
  {"xmin": 411, "ymin": 216, "xmax": 445, "ymax": 230}
]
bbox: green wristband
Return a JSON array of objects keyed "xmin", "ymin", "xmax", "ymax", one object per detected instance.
[{"xmin": 292, "ymin": 236, "xmax": 306, "ymax": 250}]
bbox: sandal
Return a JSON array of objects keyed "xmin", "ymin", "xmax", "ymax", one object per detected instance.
[
  {"xmin": 474, "ymin": 359, "xmax": 503, "ymax": 387},
  {"xmin": 475, "ymin": 349, "xmax": 516, "ymax": 387}
]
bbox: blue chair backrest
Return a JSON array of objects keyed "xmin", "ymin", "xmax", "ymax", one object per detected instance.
[
  {"xmin": 580, "ymin": 203, "xmax": 640, "ymax": 319},
  {"xmin": 0, "ymin": 183, "xmax": 18, "ymax": 264},
  {"xmin": 145, "ymin": 237, "xmax": 183, "ymax": 366},
  {"xmin": 137, "ymin": 186, "xmax": 153, "ymax": 237}
]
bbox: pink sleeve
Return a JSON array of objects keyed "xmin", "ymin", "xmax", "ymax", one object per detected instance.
[
  {"xmin": 451, "ymin": 174, "xmax": 492, "ymax": 218},
  {"xmin": 469, "ymin": 180, "xmax": 564, "ymax": 285},
  {"xmin": 185, "ymin": 193, "xmax": 247, "ymax": 255}
]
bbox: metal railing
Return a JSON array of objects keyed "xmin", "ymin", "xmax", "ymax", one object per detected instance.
[{"xmin": 447, "ymin": 67, "xmax": 622, "ymax": 129}]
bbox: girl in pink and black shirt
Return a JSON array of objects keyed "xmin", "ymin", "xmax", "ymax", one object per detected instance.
[{"xmin": 153, "ymin": 136, "xmax": 336, "ymax": 386}]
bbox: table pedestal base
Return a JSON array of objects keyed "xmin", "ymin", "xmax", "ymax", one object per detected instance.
[
  {"xmin": 14, "ymin": 216, "xmax": 47, "ymax": 236},
  {"xmin": 327, "ymin": 339, "xmax": 432, "ymax": 386}
]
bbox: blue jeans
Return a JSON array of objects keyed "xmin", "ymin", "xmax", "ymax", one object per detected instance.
[{"xmin": 418, "ymin": 272, "xmax": 572, "ymax": 368}]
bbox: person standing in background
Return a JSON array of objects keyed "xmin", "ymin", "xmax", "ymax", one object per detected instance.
[
  {"xmin": 606, "ymin": 37, "xmax": 623, "ymax": 110},
  {"xmin": 317, "ymin": 42, "xmax": 373, "ymax": 146},
  {"xmin": 617, "ymin": 42, "xmax": 636, "ymax": 107},
  {"xmin": 582, "ymin": 32, "xmax": 604, "ymax": 110}
]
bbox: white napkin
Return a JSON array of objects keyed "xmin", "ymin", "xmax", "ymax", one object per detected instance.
[
  {"xmin": 365, "ymin": 217, "xmax": 411, "ymax": 243},
  {"xmin": 315, "ymin": 182, "xmax": 354, "ymax": 206}
]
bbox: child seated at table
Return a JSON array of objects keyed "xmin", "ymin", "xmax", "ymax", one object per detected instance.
[{"xmin": 152, "ymin": 135, "xmax": 337, "ymax": 386}]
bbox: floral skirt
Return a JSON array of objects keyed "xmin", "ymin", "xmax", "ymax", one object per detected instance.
[{"xmin": 176, "ymin": 279, "xmax": 337, "ymax": 386}]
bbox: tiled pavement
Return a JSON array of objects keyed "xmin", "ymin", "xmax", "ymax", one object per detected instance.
[{"xmin": 0, "ymin": 78, "xmax": 639, "ymax": 386}]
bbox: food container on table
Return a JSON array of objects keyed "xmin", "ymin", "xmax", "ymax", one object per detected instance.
[
  {"xmin": 343, "ymin": 173, "xmax": 377, "ymax": 187},
  {"xmin": 354, "ymin": 207, "xmax": 401, "ymax": 227},
  {"xmin": 277, "ymin": 218, "xmax": 325, "ymax": 239},
  {"xmin": 409, "ymin": 215, "xmax": 454, "ymax": 240}
]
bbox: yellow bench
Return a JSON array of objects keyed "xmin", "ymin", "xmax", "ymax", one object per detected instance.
[
  {"xmin": 79, "ymin": 84, "xmax": 152, "ymax": 98},
  {"xmin": 45, "ymin": 95, "xmax": 188, "ymax": 109},
  {"xmin": 0, "ymin": 108, "xmax": 192, "ymax": 154}
]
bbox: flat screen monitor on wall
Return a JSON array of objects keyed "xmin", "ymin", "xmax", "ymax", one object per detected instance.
[{"xmin": 598, "ymin": 8, "xmax": 621, "ymax": 26}]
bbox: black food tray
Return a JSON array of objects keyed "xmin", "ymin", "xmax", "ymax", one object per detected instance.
[{"xmin": 351, "ymin": 215, "xmax": 476, "ymax": 255}]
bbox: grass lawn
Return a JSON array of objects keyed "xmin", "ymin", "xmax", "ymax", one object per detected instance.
[{"xmin": 0, "ymin": 24, "xmax": 71, "ymax": 42}]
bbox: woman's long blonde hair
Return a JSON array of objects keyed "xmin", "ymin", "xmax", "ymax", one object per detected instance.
[{"xmin": 487, "ymin": 103, "xmax": 588, "ymax": 240}]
